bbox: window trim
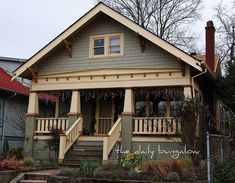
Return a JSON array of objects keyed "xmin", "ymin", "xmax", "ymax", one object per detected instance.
[{"xmin": 89, "ymin": 33, "xmax": 124, "ymax": 58}]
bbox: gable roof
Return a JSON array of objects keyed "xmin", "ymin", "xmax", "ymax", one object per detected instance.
[{"xmin": 12, "ymin": 2, "xmax": 202, "ymax": 80}]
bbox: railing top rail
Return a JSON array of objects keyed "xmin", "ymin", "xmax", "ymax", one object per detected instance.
[
  {"xmin": 65, "ymin": 117, "xmax": 82, "ymax": 135},
  {"xmin": 36, "ymin": 117, "xmax": 68, "ymax": 120},
  {"xmin": 133, "ymin": 117, "xmax": 180, "ymax": 119},
  {"xmin": 108, "ymin": 117, "xmax": 121, "ymax": 136}
]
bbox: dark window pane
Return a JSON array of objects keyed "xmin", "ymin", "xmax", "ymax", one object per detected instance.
[
  {"xmin": 170, "ymin": 101, "xmax": 181, "ymax": 117},
  {"xmin": 94, "ymin": 39, "xmax": 104, "ymax": 47},
  {"xmin": 135, "ymin": 101, "xmax": 146, "ymax": 117},
  {"xmin": 158, "ymin": 101, "xmax": 166, "ymax": 117},
  {"xmin": 94, "ymin": 47, "xmax": 104, "ymax": 55}
]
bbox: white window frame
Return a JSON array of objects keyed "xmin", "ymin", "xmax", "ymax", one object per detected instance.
[{"xmin": 89, "ymin": 33, "xmax": 124, "ymax": 58}]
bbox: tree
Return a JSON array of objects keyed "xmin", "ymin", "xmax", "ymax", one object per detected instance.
[
  {"xmin": 95, "ymin": 0, "xmax": 202, "ymax": 52},
  {"xmin": 214, "ymin": 0, "xmax": 235, "ymax": 112},
  {"xmin": 214, "ymin": 0, "xmax": 235, "ymax": 65}
]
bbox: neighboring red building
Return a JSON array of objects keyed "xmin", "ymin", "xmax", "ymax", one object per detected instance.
[{"xmin": 0, "ymin": 58, "xmax": 55, "ymax": 153}]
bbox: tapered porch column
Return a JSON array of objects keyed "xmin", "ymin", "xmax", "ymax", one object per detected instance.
[
  {"xmin": 68, "ymin": 90, "xmax": 81, "ymax": 127},
  {"xmin": 121, "ymin": 88, "xmax": 134, "ymax": 152},
  {"xmin": 24, "ymin": 92, "xmax": 39, "ymax": 158}
]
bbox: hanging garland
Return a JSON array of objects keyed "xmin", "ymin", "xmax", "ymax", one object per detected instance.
[
  {"xmin": 39, "ymin": 87, "xmax": 183, "ymax": 104},
  {"xmin": 80, "ymin": 88, "xmax": 125, "ymax": 101},
  {"xmin": 133, "ymin": 87, "xmax": 184, "ymax": 99}
]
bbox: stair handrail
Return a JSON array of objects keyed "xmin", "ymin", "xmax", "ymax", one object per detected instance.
[
  {"xmin": 103, "ymin": 117, "xmax": 122, "ymax": 161},
  {"xmin": 58, "ymin": 117, "xmax": 83, "ymax": 163}
]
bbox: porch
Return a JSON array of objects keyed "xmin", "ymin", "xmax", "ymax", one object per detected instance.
[{"xmin": 25, "ymin": 87, "xmax": 190, "ymax": 163}]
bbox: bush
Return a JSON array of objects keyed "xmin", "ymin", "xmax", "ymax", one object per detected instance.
[
  {"xmin": 0, "ymin": 158, "xmax": 21, "ymax": 170},
  {"xmin": 167, "ymin": 171, "xmax": 180, "ymax": 182},
  {"xmin": 8, "ymin": 147, "xmax": 23, "ymax": 160},
  {"xmin": 213, "ymin": 156, "xmax": 235, "ymax": 183},
  {"xmin": 121, "ymin": 153, "xmax": 147, "ymax": 170},
  {"xmin": 141, "ymin": 160, "xmax": 170, "ymax": 180},
  {"xmin": 79, "ymin": 160, "xmax": 100, "ymax": 177},
  {"xmin": 20, "ymin": 158, "xmax": 35, "ymax": 167},
  {"xmin": 128, "ymin": 169, "xmax": 141, "ymax": 180},
  {"xmin": 93, "ymin": 167, "xmax": 105, "ymax": 178},
  {"xmin": 61, "ymin": 168, "xmax": 80, "ymax": 177}
]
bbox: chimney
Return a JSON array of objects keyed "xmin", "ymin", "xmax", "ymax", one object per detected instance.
[{"xmin": 205, "ymin": 20, "xmax": 215, "ymax": 71}]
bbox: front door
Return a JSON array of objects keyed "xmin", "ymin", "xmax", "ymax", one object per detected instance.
[
  {"xmin": 81, "ymin": 99, "xmax": 96, "ymax": 135},
  {"xmin": 97, "ymin": 97, "xmax": 113, "ymax": 134}
]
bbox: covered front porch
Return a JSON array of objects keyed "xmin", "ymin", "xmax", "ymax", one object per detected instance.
[{"xmin": 25, "ymin": 87, "xmax": 190, "ymax": 162}]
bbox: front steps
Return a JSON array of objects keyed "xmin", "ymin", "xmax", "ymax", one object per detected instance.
[
  {"xmin": 63, "ymin": 140, "xmax": 103, "ymax": 166},
  {"xmin": 13, "ymin": 173, "xmax": 49, "ymax": 183}
]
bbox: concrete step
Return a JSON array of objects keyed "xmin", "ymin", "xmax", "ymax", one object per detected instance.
[
  {"xmin": 73, "ymin": 145, "xmax": 103, "ymax": 151},
  {"xmin": 19, "ymin": 180, "xmax": 47, "ymax": 183},
  {"xmin": 66, "ymin": 150, "xmax": 103, "ymax": 156},
  {"xmin": 75, "ymin": 141, "xmax": 103, "ymax": 146},
  {"xmin": 24, "ymin": 173, "xmax": 49, "ymax": 180},
  {"xmin": 64, "ymin": 155, "xmax": 102, "ymax": 161},
  {"xmin": 63, "ymin": 140, "xmax": 103, "ymax": 166},
  {"xmin": 63, "ymin": 160, "xmax": 102, "ymax": 166}
]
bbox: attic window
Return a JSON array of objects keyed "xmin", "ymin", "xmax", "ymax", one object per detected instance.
[
  {"xmin": 94, "ymin": 38, "xmax": 105, "ymax": 55},
  {"xmin": 90, "ymin": 33, "xmax": 124, "ymax": 58}
]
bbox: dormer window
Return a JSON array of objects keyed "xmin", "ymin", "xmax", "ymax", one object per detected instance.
[{"xmin": 90, "ymin": 33, "xmax": 124, "ymax": 58}]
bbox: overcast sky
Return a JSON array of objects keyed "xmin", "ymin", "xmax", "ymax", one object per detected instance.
[{"xmin": 0, "ymin": 0, "xmax": 232, "ymax": 59}]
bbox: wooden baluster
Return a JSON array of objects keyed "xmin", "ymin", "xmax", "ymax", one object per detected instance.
[
  {"xmin": 178, "ymin": 119, "xmax": 181, "ymax": 133},
  {"xmin": 36, "ymin": 119, "xmax": 40, "ymax": 132},
  {"xmin": 149, "ymin": 119, "xmax": 152, "ymax": 133},
  {"xmin": 139, "ymin": 119, "xmax": 144, "ymax": 133},
  {"xmin": 161, "ymin": 119, "xmax": 165, "ymax": 134},
  {"xmin": 134, "ymin": 119, "xmax": 138, "ymax": 133},
  {"xmin": 58, "ymin": 119, "xmax": 61, "ymax": 130},
  {"xmin": 144, "ymin": 119, "xmax": 148, "ymax": 133},
  {"xmin": 45, "ymin": 119, "xmax": 48, "ymax": 132},
  {"xmin": 41, "ymin": 119, "xmax": 45, "ymax": 132},
  {"xmin": 172, "ymin": 118, "xmax": 176, "ymax": 134}
]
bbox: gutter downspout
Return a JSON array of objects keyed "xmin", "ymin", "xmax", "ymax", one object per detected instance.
[
  {"xmin": 1, "ymin": 93, "xmax": 17, "ymax": 152},
  {"xmin": 192, "ymin": 64, "xmax": 207, "ymax": 98}
]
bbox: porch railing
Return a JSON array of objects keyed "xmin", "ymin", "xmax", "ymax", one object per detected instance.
[
  {"xmin": 103, "ymin": 117, "xmax": 121, "ymax": 160},
  {"xmin": 35, "ymin": 118, "xmax": 68, "ymax": 134},
  {"xmin": 98, "ymin": 117, "xmax": 113, "ymax": 134},
  {"xmin": 133, "ymin": 117, "xmax": 181, "ymax": 135},
  {"xmin": 59, "ymin": 117, "xmax": 83, "ymax": 162}
]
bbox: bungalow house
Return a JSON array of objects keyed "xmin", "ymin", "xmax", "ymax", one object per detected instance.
[{"xmin": 12, "ymin": 3, "xmax": 221, "ymax": 164}]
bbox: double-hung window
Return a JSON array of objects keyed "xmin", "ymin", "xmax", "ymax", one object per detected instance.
[{"xmin": 90, "ymin": 33, "xmax": 124, "ymax": 58}]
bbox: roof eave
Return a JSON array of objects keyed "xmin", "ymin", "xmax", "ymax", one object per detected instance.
[{"xmin": 12, "ymin": 2, "xmax": 202, "ymax": 81}]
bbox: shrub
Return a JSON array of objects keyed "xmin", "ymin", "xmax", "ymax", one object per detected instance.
[
  {"xmin": 61, "ymin": 168, "xmax": 80, "ymax": 177},
  {"xmin": 20, "ymin": 158, "xmax": 35, "ymax": 167},
  {"xmin": 79, "ymin": 160, "xmax": 100, "ymax": 177},
  {"xmin": 141, "ymin": 160, "xmax": 170, "ymax": 180},
  {"xmin": 121, "ymin": 153, "xmax": 147, "ymax": 170},
  {"xmin": 167, "ymin": 171, "xmax": 180, "ymax": 182},
  {"xmin": 93, "ymin": 167, "xmax": 105, "ymax": 178},
  {"xmin": 8, "ymin": 147, "xmax": 23, "ymax": 160},
  {"xmin": 0, "ymin": 158, "xmax": 21, "ymax": 170},
  {"xmin": 128, "ymin": 169, "xmax": 141, "ymax": 180},
  {"xmin": 213, "ymin": 156, "xmax": 235, "ymax": 183}
]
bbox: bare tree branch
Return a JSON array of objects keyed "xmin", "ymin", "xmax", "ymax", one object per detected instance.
[
  {"xmin": 95, "ymin": 0, "xmax": 202, "ymax": 52},
  {"xmin": 214, "ymin": 0, "xmax": 235, "ymax": 66}
]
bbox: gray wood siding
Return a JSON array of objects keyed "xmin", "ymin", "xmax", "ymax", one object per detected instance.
[{"xmin": 37, "ymin": 14, "xmax": 180, "ymax": 75}]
